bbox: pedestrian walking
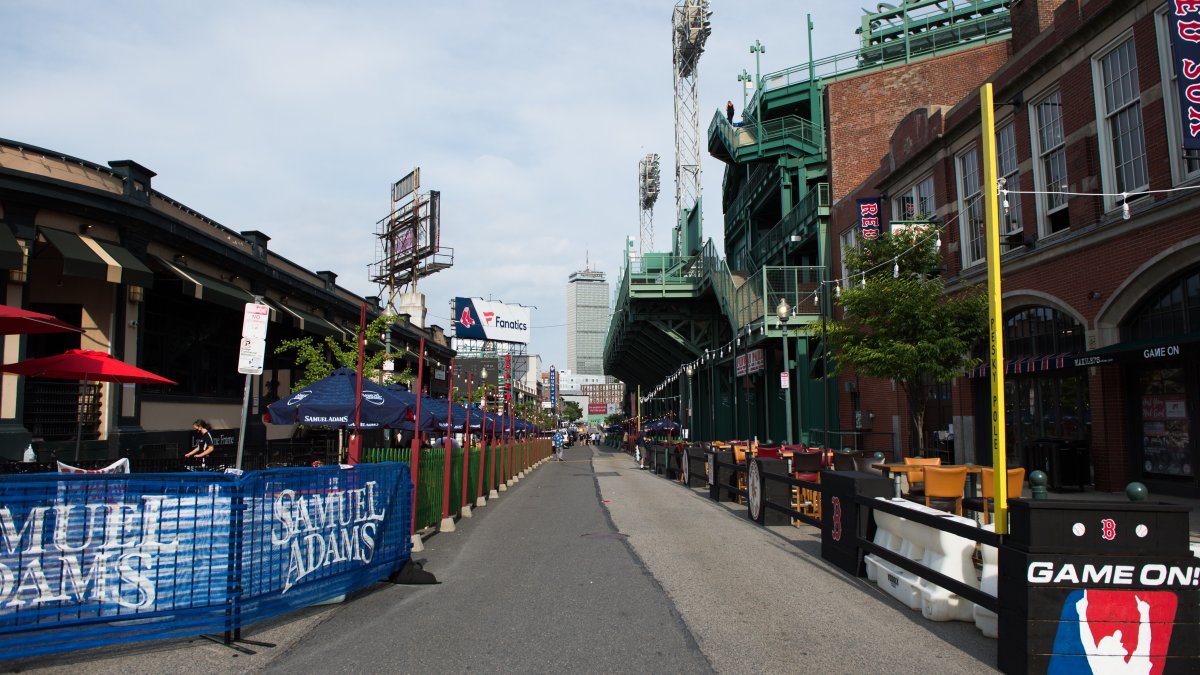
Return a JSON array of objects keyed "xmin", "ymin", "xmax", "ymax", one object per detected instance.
[
  {"xmin": 185, "ymin": 419, "xmax": 214, "ymax": 468},
  {"xmin": 553, "ymin": 429, "xmax": 565, "ymax": 461}
]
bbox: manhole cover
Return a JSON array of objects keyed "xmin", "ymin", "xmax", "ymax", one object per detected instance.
[{"xmin": 595, "ymin": 471, "xmax": 619, "ymax": 477}]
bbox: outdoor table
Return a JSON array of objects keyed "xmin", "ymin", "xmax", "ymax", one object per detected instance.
[{"xmin": 872, "ymin": 463, "xmax": 984, "ymax": 499}]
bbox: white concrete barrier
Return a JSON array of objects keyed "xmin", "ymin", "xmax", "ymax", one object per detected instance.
[
  {"xmin": 973, "ymin": 523, "xmax": 998, "ymax": 638},
  {"xmin": 863, "ymin": 498, "xmax": 981, "ymax": 624}
]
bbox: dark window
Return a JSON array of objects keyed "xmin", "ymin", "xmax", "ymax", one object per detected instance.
[
  {"xmin": 998, "ymin": 306, "xmax": 1089, "ymax": 468},
  {"xmin": 141, "ymin": 278, "xmax": 243, "ymax": 398},
  {"xmin": 1004, "ymin": 306, "xmax": 1085, "ymax": 358},
  {"xmin": 1127, "ymin": 266, "xmax": 1200, "ymax": 340}
]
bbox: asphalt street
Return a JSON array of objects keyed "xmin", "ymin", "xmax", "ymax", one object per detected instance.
[{"xmin": 5, "ymin": 443, "xmax": 999, "ymax": 674}]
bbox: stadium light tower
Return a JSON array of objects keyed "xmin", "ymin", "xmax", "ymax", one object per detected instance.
[
  {"xmin": 671, "ymin": 0, "xmax": 711, "ymax": 256},
  {"xmin": 638, "ymin": 153, "xmax": 661, "ymax": 257}
]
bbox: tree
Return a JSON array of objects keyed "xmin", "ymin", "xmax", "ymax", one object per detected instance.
[
  {"xmin": 824, "ymin": 228, "xmax": 988, "ymax": 451},
  {"xmin": 561, "ymin": 401, "xmax": 583, "ymax": 425},
  {"xmin": 273, "ymin": 314, "xmax": 412, "ymax": 392}
]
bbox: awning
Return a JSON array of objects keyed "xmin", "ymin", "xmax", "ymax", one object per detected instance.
[
  {"xmin": 40, "ymin": 228, "xmax": 154, "ymax": 287},
  {"xmin": 151, "ymin": 255, "xmax": 265, "ymax": 313},
  {"xmin": 967, "ymin": 352, "xmax": 1077, "ymax": 378},
  {"xmin": 1072, "ymin": 334, "xmax": 1200, "ymax": 368},
  {"xmin": 268, "ymin": 301, "xmax": 345, "ymax": 339},
  {"xmin": 0, "ymin": 227, "xmax": 22, "ymax": 271}
]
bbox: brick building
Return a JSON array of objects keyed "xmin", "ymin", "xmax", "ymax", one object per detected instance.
[{"xmin": 831, "ymin": 0, "xmax": 1200, "ymax": 497}]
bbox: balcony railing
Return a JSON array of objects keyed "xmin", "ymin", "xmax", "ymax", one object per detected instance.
[{"xmin": 749, "ymin": 183, "xmax": 830, "ymax": 265}]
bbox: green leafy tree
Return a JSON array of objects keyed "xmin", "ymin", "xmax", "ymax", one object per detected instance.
[
  {"xmin": 604, "ymin": 413, "xmax": 623, "ymax": 427},
  {"xmin": 825, "ymin": 229, "xmax": 988, "ymax": 451},
  {"xmin": 562, "ymin": 401, "xmax": 583, "ymax": 424},
  {"xmin": 273, "ymin": 314, "xmax": 411, "ymax": 392}
]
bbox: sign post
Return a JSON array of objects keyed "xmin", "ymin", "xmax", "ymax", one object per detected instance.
[{"xmin": 235, "ymin": 301, "xmax": 268, "ymax": 470}]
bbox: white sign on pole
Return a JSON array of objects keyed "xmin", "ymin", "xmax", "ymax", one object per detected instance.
[
  {"xmin": 780, "ymin": 371, "xmax": 790, "ymax": 389},
  {"xmin": 238, "ymin": 337, "xmax": 265, "ymax": 375},
  {"xmin": 242, "ymin": 302, "xmax": 270, "ymax": 340}
]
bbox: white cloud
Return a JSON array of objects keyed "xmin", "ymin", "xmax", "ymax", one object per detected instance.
[{"xmin": 2, "ymin": 0, "xmax": 868, "ymax": 370}]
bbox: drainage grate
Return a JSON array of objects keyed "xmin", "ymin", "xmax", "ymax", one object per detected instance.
[{"xmin": 594, "ymin": 471, "xmax": 619, "ymax": 477}]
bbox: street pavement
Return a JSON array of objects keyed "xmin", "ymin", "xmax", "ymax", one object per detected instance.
[{"xmin": 5, "ymin": 442, "xmax": 1001, "ymax": 674}]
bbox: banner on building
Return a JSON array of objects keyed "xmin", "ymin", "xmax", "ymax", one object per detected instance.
[
  {"xmin": 736, "ymin": 349, "xmax": 765, "ymax": 377},
  {"xmin": 1169, "ymin": 8, "xmax": 1200, "ymax": 150},
  {"xmin": 453, "ymin": 297, "xmax": 531, "ymax": 344},
  {"xmin": 857, "ymin": 197, "xmax": 882, "ymax": 240}
]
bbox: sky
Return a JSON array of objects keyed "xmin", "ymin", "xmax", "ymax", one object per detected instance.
[{"xmin": 2, "ymin": 1, "xmax": 866, "ymax": 371}]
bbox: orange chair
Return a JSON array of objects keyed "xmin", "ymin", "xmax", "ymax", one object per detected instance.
[
  {"xmin": 902, "ymin": 456, "xmax": 941, "ymax": 496},
  {"xmin": 732, "ymin": 443, "xmax": 751, "ymax": 503},
  {"xmin": 964, "ymin": 467, "xmax": 1026, "ymax": 524},
  {"xmin": 921, "ymin": 466, "xmax": 969, "ymax": 515}
]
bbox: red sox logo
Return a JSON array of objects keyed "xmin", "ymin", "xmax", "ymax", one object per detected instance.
[
  {"xmin": 1101, "ymin": 518, "xmax": 1117, "ymax": 541},
  {"xmin": 459, "ymin": 307, "xmax": 475, "ymax": 329}
]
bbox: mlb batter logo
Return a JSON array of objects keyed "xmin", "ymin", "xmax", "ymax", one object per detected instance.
[{"xmin": 1048, "ymin": 589, "xmax": 1177, "ymax": 674}]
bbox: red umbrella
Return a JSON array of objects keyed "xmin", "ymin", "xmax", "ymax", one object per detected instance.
[
  {"xmin": 0, "ymin": 305, "xmax": 84, "ymax": 335},
  {"xmin": 3, "ymin": 349, "xmax": 176, "ymax": 459}
]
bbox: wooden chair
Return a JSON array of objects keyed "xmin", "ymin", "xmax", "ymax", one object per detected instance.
[
  {"xmin": 964, "ymin": 467, "xmax": 1026, "ymax": 524},
  {"xmin": 831, "ymin": 451, "xmax": 858, "ymax": 472},
  {"xmin": 732, "ymin": 443, "xmax": 751, "ymax": 503},
  {"xmin": 902, "ymin": 456, "xmax": 941, "ymax": 496},
  {"xmin": 790, "ymin": 450, "xmax": 824, "ymax": 526},
  {"xmin": 921, "ymin": 466, "xmax": 969, "ymax": 515}
]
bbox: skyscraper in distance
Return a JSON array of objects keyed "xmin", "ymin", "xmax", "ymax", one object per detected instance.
[{"xmin": 566, "ymin": 265, "xmax": 609, "ymax": 376}]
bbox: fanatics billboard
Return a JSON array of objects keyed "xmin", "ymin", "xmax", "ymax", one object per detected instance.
[{"xmin": 454, "ymin": 297, "xmax": 531, "ymax": 344}]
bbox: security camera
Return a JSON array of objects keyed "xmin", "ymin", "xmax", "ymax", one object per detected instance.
[{"xmin": 129, "ymin": 320, "xmax": 139, "ymax": 328}]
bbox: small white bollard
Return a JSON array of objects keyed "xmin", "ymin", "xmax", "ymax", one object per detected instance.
[
  {"xmin": 476, "ymin": 495, "xmax": 487, "ymax": 507},
  {"xmin": 439, "ymin": 516, "xmax": 456, "ymax": 533},
  {"xmin": 410, "ymin": 533, "xmax": 424, "ymax": 552},
  {"xmin": 461, "ymin": 505, "xmax": 473, "ymax": 518}
]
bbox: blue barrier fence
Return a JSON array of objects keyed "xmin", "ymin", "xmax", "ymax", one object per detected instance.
[{"xmin": 0, "ymin": 463, "xmax": 412, "ymax": 660}]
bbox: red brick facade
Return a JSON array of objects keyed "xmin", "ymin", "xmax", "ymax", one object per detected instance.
[
  {"xmin": 829, "ymin": 0, "xmax": 1200, "ymax": 496},
  {"xmin": 826, "ymin": 43, "xmax": 1010, "ymax": 203}
]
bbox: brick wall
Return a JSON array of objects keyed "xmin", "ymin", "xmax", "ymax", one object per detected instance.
[
  {"xmin": 826, "ymin": 42, "xmax": 1010, "ymax": 203},
  {"xmin": 1010, "ymin": 0, "xmax": 1066, "ymax": 47}
]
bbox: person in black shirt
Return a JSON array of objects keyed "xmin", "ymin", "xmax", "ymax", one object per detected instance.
[
  {"xmin": 185, "ymin": 419, "xmax": 214, "ymax": 459},
  {"xmin": 726, "ymin": 100, "xmax": 735, "ymax": 124}
]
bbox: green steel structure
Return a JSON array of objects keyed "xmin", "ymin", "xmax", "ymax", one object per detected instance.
[{"xmin": 604, "ymin": 0, "xmax": 1011, "ymax": 445}]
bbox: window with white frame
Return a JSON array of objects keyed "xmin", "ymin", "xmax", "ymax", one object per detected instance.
[
  {"xmin": 956, "ymin": 145, "xmax": 985, "ymax": 266},
  {"xmin": 839, "ymin": 227, "xmax": 858, "ymax": 288},
  {"xmin": 1093, "ymin": 35, "xmax": 1148, "ymax": 206},
  {"xmin": 996, "ymin": 121, "xmax": 1023, "ymax": 235},
  {"xmin": 891, "ymin": 175, "xmax": 935, "ymax": 223},
  {"xmin": 1155, "ymin": 8, "xmax": 1200, "ymax": 183},
  {"xmin": 1031, "ymin": 90, "xmax": 1069, "ymax": 235}
]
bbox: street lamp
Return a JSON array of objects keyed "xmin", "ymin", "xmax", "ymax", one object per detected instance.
[
  {"xmin": 737, "ymin": 69, "xmax": 751, "ymax": 120},
  {"xmin": 776, "ymin": 297, "xmax": 794, "ymax": 444},
  {"xmin": 750, "ymin": 40, "xmax": 766, "ymax": 155}
]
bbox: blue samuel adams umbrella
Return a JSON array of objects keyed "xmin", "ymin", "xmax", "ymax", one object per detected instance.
[{"xmin": 266, "ymin": 368, "xmax": 413, "ymax": 429}]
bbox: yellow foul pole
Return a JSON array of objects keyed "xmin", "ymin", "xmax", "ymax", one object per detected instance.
[{"xmin": 980, "ymin": 83, "xmax": 1009, "ymax": 534}]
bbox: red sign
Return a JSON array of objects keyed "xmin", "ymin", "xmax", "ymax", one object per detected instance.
[
  {"xmin": 588, "ymin": 403, "xmax": 607, "ymax": 415},
  {"xmin": 736, "ymin": 349, "xmax": 764, "ymax": 376}
]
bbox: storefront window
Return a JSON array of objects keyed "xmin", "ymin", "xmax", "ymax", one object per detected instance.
[
  {"xmin": 999, "ymin": 306, "xmax": 1089, "ymax": 466},
  {"xmin": 1138, "ymin": 368, "xmax": 1192, "ymax": 477}
]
